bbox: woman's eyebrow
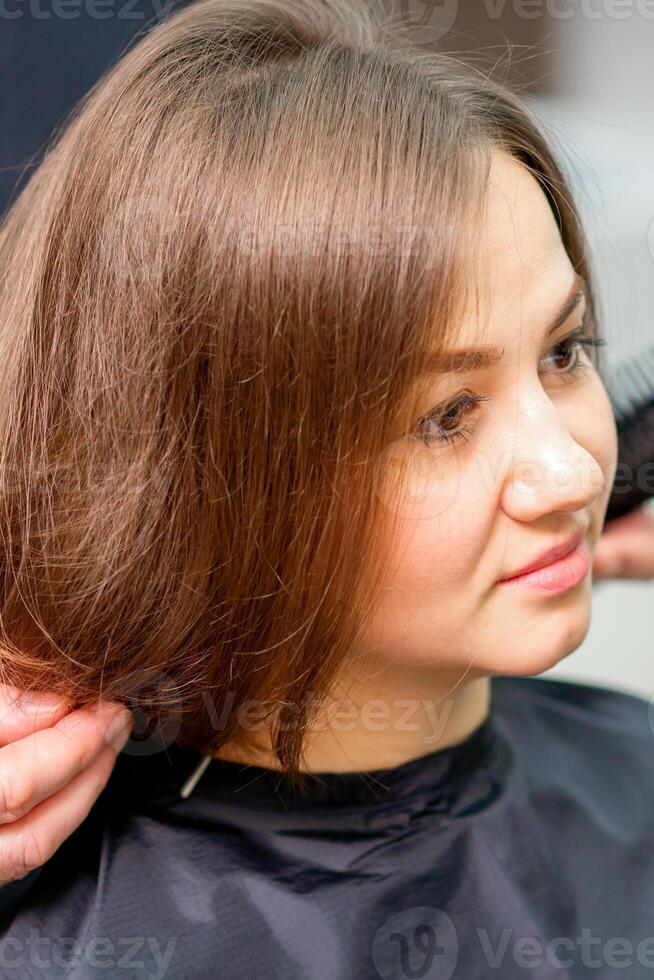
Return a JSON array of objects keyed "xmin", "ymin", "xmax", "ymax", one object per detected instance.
[{"xmin": 427, "ymin": 273, "xmax": 588, "ymax": 375}]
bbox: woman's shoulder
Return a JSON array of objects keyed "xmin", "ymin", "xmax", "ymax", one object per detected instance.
[
  {"xmin": 490, "ymin": 673, "xmax": 654, "ymax": 804},
  {"xmin": 485, "ymin": 673, "xmax": 654, "ymax": 849},
  {"xmin": 491, "ymin": 672, "xmax": 654, "ymax": 739}
]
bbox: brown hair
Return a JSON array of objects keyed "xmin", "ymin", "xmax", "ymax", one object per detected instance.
[{"xmin": 0, "ymin": 0, "xmax": 601, "ymax": 780}]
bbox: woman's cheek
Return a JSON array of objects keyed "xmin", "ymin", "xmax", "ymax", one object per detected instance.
[
  {"xmin": 373, "ymin": 438, "xmax": 464, "ymax": 526},
  {"xmin": 381, "ymin": 463, "xmax": 484, "ymax": 596}
]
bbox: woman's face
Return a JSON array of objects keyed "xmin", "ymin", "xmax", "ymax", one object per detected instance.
[{"xmin": 363, "ymin": 150, "xmax": 618, "ymax": 681}]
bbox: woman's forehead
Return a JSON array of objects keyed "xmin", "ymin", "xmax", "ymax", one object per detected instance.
[
  {"xmin": 483, "ymin": 151, "xmax": 567, "ymax": 267},
  {"xmin": 435, "ymin": 269, "xmax": 587, "ymax": 373},
  {"xmin": 432, "ymin": 152, "xmax": 578, "ymax": 358}
]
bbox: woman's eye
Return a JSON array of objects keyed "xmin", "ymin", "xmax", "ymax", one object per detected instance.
[
  {"xmin": 413, "ymin": 390, "xmax": 489, "ymax": 448},
  {"xmin": 542, "ymin": 332, "xmax": 606, "ymax": 381},
  {"xmin": 411, "ymin": 332, "xmax": 606, "ymax": 450}
]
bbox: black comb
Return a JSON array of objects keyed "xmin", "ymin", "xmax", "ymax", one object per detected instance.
[{"xmin": 605, "ymin": 345, "xmax": 654, "ymax": 522}]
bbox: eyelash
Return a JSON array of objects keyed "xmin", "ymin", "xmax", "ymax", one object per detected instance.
[{"xmin": 414, "ymin": 331, "xmax": 607, "ymax": 449}]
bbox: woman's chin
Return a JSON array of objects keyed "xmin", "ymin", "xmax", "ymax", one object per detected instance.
[
  {"xmin": 487, "ymin": 607, "xmax": 592, "ymax": 678},
  {"xmin": 476, "ymin": 573, "xmax": 592, "ymax": 676}
]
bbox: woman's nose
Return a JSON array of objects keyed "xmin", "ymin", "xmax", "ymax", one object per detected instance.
[{"xmin": 498, "ymin": 392, "xmax": 606, "ymax": 522}]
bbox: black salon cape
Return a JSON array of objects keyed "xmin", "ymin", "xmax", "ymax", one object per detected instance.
[{"xmin": 2, "ymin": 674, "xmax": 654, "ymax": 980}]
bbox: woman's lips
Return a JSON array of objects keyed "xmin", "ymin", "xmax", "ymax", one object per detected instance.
[
  {"xmin": 497, "ymin": 539, "xmax": 591, "ymax": 593},
  {"xmin": 500, "ymin": 526, "xmax": 587, "ymax": 580}
]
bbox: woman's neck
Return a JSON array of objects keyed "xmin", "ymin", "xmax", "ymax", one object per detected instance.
[{"xmin": 212, "ymin": 667, "xmax": 492, "ymax": 773}]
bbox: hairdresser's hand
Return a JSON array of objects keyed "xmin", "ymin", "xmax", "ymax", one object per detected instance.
[
  {"xmin": 0, "ymin": 685, "xmax": 132, "ymax": 886},
  {"xmin": 593, "ymin": 503, "xmax": 654, "ymax": 581}
]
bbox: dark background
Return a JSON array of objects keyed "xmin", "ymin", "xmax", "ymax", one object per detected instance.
[{"xmin": 0, "ymin": 0, "xmax": 552, "ymax": 215}]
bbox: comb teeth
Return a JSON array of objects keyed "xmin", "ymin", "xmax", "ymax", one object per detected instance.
[
  {"xmin": 604, "ymin": 344, "xmax": 654, "ymax": 521},
  {"xmin": 607, "ymin": 347, "xmax": 654, "ymax": 422}
]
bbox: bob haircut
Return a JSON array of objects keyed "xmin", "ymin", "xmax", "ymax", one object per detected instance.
[{"xmin": 0, "ymin": 0, "xmax": 602, "ymax": 781}]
